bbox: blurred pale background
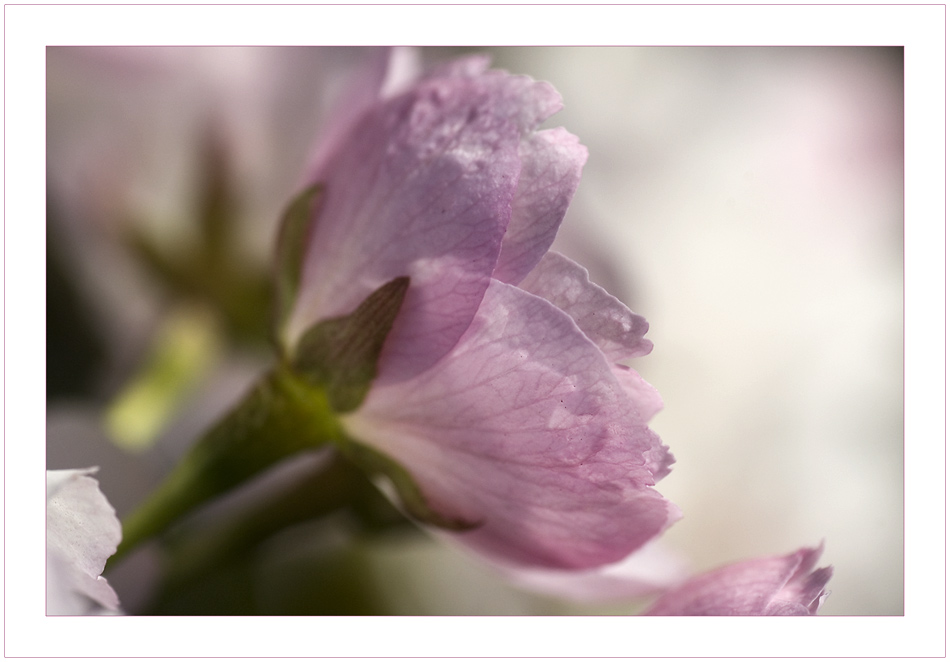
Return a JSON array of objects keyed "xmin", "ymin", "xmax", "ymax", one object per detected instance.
[
  {"xmin": 47, "ymin": 47, "xmax": 903, "ymax": 616},
  {"xmin": 491, "ymin": 47, "xmax": 903, "ymax": 616}
]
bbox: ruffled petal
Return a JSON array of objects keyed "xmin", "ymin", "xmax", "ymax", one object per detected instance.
[
  {"xmin": 610, "ymin": 365, "xmax": 671, "ymax": 481},
  {"xmin": 493, "ymin": 129, "xmax": 588, "ymax": 285},
  {"xmin": 289, "ymin": 60, "xmax": 566, "ymax": 382},
  {"xmin": 343, "ymin": 280, "xmax": 679, "ymax": 569},
  {"xmin": 644, "ymin": 544, "xmax": 832, "ymax": 616},
  {"xmin": 46, "ymin": 468, "xmax": 122, "ymax": 614},
  {"xmin": 519, "ymin": 252, "xmax": 653, "ymax": 361},
  {"xmin": 612, "ymin": 364, "xmax": 663, "ymax": 423}
]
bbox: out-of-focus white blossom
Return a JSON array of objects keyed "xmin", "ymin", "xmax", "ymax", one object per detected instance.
[{"xmin": 47, "ymin": 469, "xmax": 122, "ymax": 615}]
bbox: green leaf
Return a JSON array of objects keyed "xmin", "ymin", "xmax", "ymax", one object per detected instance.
[
  {"xmin": 273, "ymin": 183, "xmax": 324, "ymax": 344},
  {"xmin": 336, "ymin": 436, "xmax": 481, "ymax": 531},
  {"xmin": 292, "ymin": 277, "xmax": 410, "ymax": 413}
]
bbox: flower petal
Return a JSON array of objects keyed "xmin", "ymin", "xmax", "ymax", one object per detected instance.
[
  {"xmin": 612, "ymin": 364, "xmax": 663, "ymax": 423},
  {"xmin": 519, "ymin": 251, "xmax": 653, "ymax": 361},
  {"xmin": 644, "ymin": 544, "xmax": 832, "ymax": 615},
  {"xmin": 612, "ymin": 366, "xmax": 674, "ymax": 480},
  {"xmin": 47, "ymin": 552, "xmax": 120, "ymax": 616},
  {"xmin": 47, "ymin": 468, "xmax": 122, "ymax": 614},
  {"xmin": 343, "ymin": 280, "xmax": 679, "ymax": 569},
  {"xmin": 492, "ymin": 129, "xmax": 588, "ymax": 285},
  {"xmin": 768, "ymin": 545, "xmax": 834, "ymax": 615},
  {"xmin": 289, "ymin": 61, "xmax": 565, "ymax": 382}
]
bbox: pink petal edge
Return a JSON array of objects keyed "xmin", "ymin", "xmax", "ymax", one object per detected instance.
[
  {"xmin": 644, "ymin": 543, "xmax": 832, "ymax": 616},
  {"xmin": 519, "ymin": 251, "xmax": 654, "ymax": 362}
]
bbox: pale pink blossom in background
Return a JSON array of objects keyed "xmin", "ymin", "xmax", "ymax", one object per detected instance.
[
  {"xmin": 46, "ymin": 47, "xmax": 391, "ymax": 248},
  {"xmin": 46, "ymin": 469, "xmax": 122, "ymax": 615}
]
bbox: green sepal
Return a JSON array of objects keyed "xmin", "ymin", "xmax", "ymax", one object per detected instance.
[
  {"xmin": 335, "ymin": 435, "xmax": 481, "ymax": 532},
  {"xmin": 122, "ymin": 132, "xmax": 273, "ymax": 345},
  {"xmin": 291, "ymin": 277, "xmax": 410, "ymax": 413},
  {"xmin": 273, "ymin": 183, "xmax": 324, "ymax": 345}
]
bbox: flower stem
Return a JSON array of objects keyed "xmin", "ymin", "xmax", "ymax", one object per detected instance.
[{"xmin": 111, "ymin": 363, "xmax": 345, "ymax": 564}]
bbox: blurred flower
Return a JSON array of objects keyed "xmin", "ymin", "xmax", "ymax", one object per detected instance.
[
  {"xmin": 46, "ymin": 47, "xmax": 404, "ymax": 450},
  {"xmin": 46, "ymin": 47, "xmax": 405, "ymax": 377},
  {"xmin": 46, "ymin": 47, "xmax": 398, "ymax": 255},
  {"xmin": 643, "ymin": 544, "xmax": 832, "ymax": 615},
  {"xmin": 47, "ymin": 469, "xmax": 122, "ymax": 615},
  {"xmin": 286, "ymin": 55, "xmax": 680, "ymax": 570}
]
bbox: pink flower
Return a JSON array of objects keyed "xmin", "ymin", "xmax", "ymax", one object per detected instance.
[
  {"xmin": 46, "ymin": 469, "xmax": 122, "ymax": 615},
  {"xmin": 286, "ymin": 56, "xmax": 679, "ymax": 570},
  {"xmin": 644, "ymin": 544, "xmax": 833, "ymax": 615}
]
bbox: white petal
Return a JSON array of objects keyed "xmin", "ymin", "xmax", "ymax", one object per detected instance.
[{"xmin": 47, "ymin": 468, "xmax": 122, "ymax": 614}]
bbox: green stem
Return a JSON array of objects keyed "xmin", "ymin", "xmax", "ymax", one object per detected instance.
[{"xmin": 111, "ymin": 363, "xmax": 345, "ymax": 564}]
